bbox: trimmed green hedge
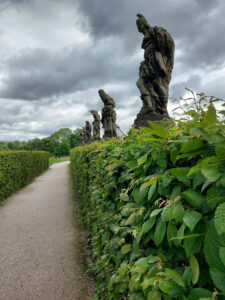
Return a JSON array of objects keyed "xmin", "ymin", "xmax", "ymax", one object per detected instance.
[
  {"xmin": 0, "ymin": 151, "xmax": 49, "ymax": 202},
  {"xmin": 71, "ymin": 103, "xmax": 225, "ymax": 299}
]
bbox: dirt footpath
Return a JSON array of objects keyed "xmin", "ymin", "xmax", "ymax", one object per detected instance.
[{"xmin": 0, "ymin": 161, "xmax": 95, "ymax": 300}]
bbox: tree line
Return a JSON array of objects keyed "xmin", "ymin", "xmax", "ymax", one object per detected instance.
[{"xmin": 0, "ymin": 128, "xmax": 81, "ymax": 156}]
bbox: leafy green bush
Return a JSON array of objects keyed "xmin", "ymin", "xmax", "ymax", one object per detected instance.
[
  {"xmin": 0, "ymin": 151, "xmax": 49, "ymax": 202},
  {"xmin": 71, "ymin": 99, "xmax": 225, "ymax": 299}
]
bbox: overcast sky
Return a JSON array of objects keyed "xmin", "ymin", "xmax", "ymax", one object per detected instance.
[{"xmin": 0, "ymin": 0, "xmax": 225, "ymax": 141}]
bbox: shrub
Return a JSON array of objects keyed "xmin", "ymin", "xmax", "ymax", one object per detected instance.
[
  {"xmin": 71, "ymin": 99, "xmax": 225, "ymax": 299},
  {"xmin": 0, "ymin": 151, "xmax": 49, "ymax": 202}
]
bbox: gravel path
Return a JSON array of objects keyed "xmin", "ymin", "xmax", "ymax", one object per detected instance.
[{"xmin": 0, "ymin": 161, "xmax": 95, "ymax": 300}]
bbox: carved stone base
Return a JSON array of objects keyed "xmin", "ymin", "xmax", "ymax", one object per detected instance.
[
  {"xmin": 133, "ymin": 110, "xmax": 169, "ymax": 128},
  {"xmin": 103, "ymin": 130, "xmax": 117, "ymax": 139}
]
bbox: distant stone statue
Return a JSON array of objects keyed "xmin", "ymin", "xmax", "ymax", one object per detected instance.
[
  {"xmin": 98, "ymin": 89, "xmax": 117, "ymax": 138},
  {"xmin": 134, "ymin": 14, "xmax": 175, "ymax": 127},
  {"xmin": 90, "ymin": 110, "xmax": 101, "ymax": 141},
  {"xmin": 80, "ymin": 127, "xmax": 85, "ymax": 145},
  {"xmin": 85, "ymin": 121, "xmax": 92, "ymax": 144}
]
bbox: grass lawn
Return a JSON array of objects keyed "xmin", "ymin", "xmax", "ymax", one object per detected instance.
[{"xmin": 49, "ymin": 156, "xmax": 70, "ymax": 166}]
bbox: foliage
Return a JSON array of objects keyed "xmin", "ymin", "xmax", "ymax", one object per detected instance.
[
  {"xmin": 54, "ymin": 142, "xmax": 70, "ymax": 157},
  {"xmin": 70, "ymin": 94, "xmax": 225, "ymax": 299},
  {"xmin": 3, "ymin": 128, "xmax": 81, "ymax": 155},
  {"xmin": 0, "ymin": 151, "xmax": 49, "ymax": 203}
]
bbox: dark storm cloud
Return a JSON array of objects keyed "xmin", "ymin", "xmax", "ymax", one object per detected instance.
[
  {"xmin": 78, "ymin": 0, "xmax": 225, "ymax": 67},
  {"xmin": 170, "ymin": 75, "xmax": 202, "ymax": 100},
  {"xmin": 0, "ymin": 40, "xmax": 139, "ymax": 100},
  {"xmin": 0, "ymin": 0, "xmax": 225, "ymax": 141}
]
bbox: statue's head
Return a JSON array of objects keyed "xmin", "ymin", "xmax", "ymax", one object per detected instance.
[{"xmin": 136, "ymin": 14, "xmax": 150, "ymax": 35}]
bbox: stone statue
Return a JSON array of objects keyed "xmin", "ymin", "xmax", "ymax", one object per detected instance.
[
  {"xmin": 90, "ymin": 110, "xmax": 101, "ymax": 141},
  {"xmin": 98, "ymin": 89, "xmax": 117, "ymax": 138},
  {"xmin": 80, "ymin": 127, "xmax": 85, "ymax": 145},
  {"xmin": 134, "ymin": 14, "xmax": 175, "ymax": 127},
  {"xmin": 85, "ymin": 121, "xmax": 92, "ymax": 144}
]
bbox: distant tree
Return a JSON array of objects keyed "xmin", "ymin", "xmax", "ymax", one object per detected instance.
[
  {"xmin": 0, "ymin": 142, "xmax": 9, "ymax": 151},
  {"xmin": 70, "ymin": 128, "xmax": 81, "ymax": 148},
  {"xmin": 54, "ymin": 142, "xmax": 70, "ymax": 157}
]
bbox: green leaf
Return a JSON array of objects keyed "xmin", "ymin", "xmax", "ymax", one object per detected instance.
[
  {"xmin": 210, "ymin": 268, "xmax": 225, "ymax": 292},
  {"xmin": 184, "ymin": 234, "xmax": 203, "ymax": 257},
  {"xmin": 167, "ymin": 222, "xmax": 178, "ymax": 247},
  {"xmin": 180, "ymin": 138, "xmax": 204, "ymax": 153},
  {"xmin": 138, "ymin": 153, "xmax": 148, "ymax": 166},
  {"xmin": 126, "ymin": 160, "xmax": 138, "ymax": 169},
  {"xmin": 141, "ymin": 217, "xmax": 156, "ymax": 234},
  {"xmin": 159, "ymin": 280, "xmax": 180, "ymax": 295},
  {"xmin": 203, "ymin": 219, "xmax": 224, "ymax": 271},
  {"xmin": 190, "ymin": 255, "xmax": 199, "ymax": 284},
  {"xmin": 170, "ymin": 185, "xmax": 181, "ymax": 201},
  {"xmin": 219, "ymin": 247, "xmax": 225, "ymax": 266},
  {"xmin": 183, "ymin": 210, "xmax": 202, "ymax": 232},
  {"xmin": 182, "ymin": 189, "xmax": 205, "ymax": 209},
  {"xmin": 206, "ymin": 103, "xmax": 217, "ymax": 124},
  {"xmin": 202, "ymin": 166, "xmax": 221, "ymax": 182},
  {"xmin": 183, "ymin": 267, "xmax": 192, "ymax": 286},
  {"xmin": 148, "ymin": 182, "xmax": 157, "ymax": 201},
  {"xmin": 154, "ymin": 220, "xmax": 166, "ymax": 246},
  {"xmin": 161, "ymin": 205, "xmax": 173, "ymax": 222},
  {"xmin": 147, "ymin": 290, "xmax": 161, "ymax": 300},
  {"xmin": 148, "ymin": 121, "xmax": 168, "ymax": 138},
  {"xmin": 214, "ymin": 202, "xmax": 225, "ymax": 235},
  {"xmin": 120, "ymin": 192, "xmax": 129, "ymax": 202},
  {"xmin": 172, "ymin": 203, "xmax": 185, "ymax": 223},
  {"xmin": 164, "ymin": 268, "xmax": 185, "ymax": 287},
  {"xmin": 132, "ymin": 257, "xmax": 149, "ymax": 274},
  {"xmin": 150, "ymin": 208, "xmax": 163, "ymax": 217},
  {"xmin": 188, "ymin": 288, "xmax": 212, "ymax": 300},
  {"xmin": 121, "ymin": 244, "xmax": 131, "ymax": 254}
]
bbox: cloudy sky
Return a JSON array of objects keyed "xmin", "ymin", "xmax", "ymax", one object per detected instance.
[{"xmin": 0, "ymin": 0, "xmax": 225, "ymax": 141}]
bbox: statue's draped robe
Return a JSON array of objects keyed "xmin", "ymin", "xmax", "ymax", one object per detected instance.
[{"xmin": 137, "ymin": 26, "xmax": 174, "ymax": 115}]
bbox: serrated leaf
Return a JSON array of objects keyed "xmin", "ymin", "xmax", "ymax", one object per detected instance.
[
  {"xmin": 154, "ymin": 220, "xmax": 166, "ymax": 246},
  {"xmin": 148, "ymin": 182, "xmax": 157, "ymax": 201},
  {"xmin": 132, "ymin": 257, "xmax": 149, "ymax": 275},
  {"xmin": 182, "ymin": 189, "xmax": 204, "ymax": 209},
  {"xmin": 148, "ymin": 121, "xmax": 168, "ymax": 138},
  {"xmin": 120, "ymin": 192, "xmax": 129, "ymax": 202},
  {"xmin": 159, "ymin": 280, "xmax": 180, "ymax": 294},
  {"xmin": 183, "ymin": 210, "xmax": 202, "ymax": 232},
  {"xmin": 164, "ymin": 268, "xmax": 185, "ymax": 287},
  {"xmin": 141, "ymin": 216, "xmax": 156, "ymax": 234},
  {"xmin": 180, "ymin": 138, "xmax": 204, "ymax": 153},
  {"xmin": 126, "ymin": 160, "xmax": 138, "ymax": 169},
  {"xmin": 167, "ymin": 222, "xmax": 178, "ymax": 247},
  {"xmin": 150, "ymin": 208, "xmax": 163, "ymax": 217},
  {"xmin": 161, "ymin": 206, "xmax": 173, "ymax": 222},
  {"xmin": 214, "ymin": 202, "xmax": 225, "ymax": 235},
  {"xmin": 138, "ymin": 153, "xmax": 148, "ymax": 166},
  {"xmin": 210, "ymin": 268, "xmax": 225, "ymax": 292},
  {"xmin": 202, "ymin": 166, "xmax": 221, "ymax": 182},
  {"xmin": 219, "ymin": 247, "xmax": 225, "ymax": 266},
  {"xmin": 203, "ymin": 219, "xmax": 224, "ymax": 271},
  {"xmin": 188, "ymin": 288, "xmax": 212, "ymax": 300},
  {"xmin": 121, "ymin": 244, "xmax": 131, "ymax": 254},
  {"xmin": 173, "ymin": 203, "xmax": 185, "ymax": 223},
  {"xmin": 190, "ymin": 255, "xmax": 199, "ymax": 284},
  {"xmin": 147, "ymin": 290, "xmax": 161, "ymax": 300}
]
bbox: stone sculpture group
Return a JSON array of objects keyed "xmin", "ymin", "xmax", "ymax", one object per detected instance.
[{"xmin": 81, "ymin": 14, "xmax": 175, "ymax": 144}]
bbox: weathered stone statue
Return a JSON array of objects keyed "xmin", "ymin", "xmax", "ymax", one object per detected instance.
[
  {"xmin": 90, "ymin": 110, "xmax": 101, "ymax": 141},
  {"xmin": 85, "ymin": 121, "xmax": 92, "ymax": 144},
  {"xmin": 98, "ymin": 89, "xmax": 117, "ymax": 138},
  {"xmin": 80, "ymin": 127, "xmax": 85, "ymax": 145},
  {"xmin": 134, "ymin": 14, "xmax": 175, "ymax": 127}
]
